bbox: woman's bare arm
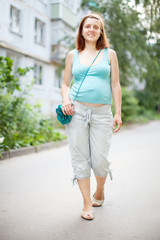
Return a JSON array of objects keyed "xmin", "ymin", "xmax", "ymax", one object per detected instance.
[
  {"xmin": 61, "ymin": 50, "xmax": 74, "ymax": 116},
  {"xmin": 109, "ymin": 49, "xmax": 122, "ymax": 132}
]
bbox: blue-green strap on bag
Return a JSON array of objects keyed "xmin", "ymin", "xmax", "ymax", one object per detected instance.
[{"xmin": 56, "ymin": 49, "xmax": 102, "ymax": 125}]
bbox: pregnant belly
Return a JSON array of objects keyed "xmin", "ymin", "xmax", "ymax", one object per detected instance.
[{"xmin": 76, "ymin": 100, "xmax": 106, "ymax": 107}]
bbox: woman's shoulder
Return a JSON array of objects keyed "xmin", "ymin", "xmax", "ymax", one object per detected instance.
[
  {"xmin": 107, "ymin": 48, "xmax": 117, "ymax": 56},
  {"xmin": 66, "ymin": 49, "xmax": 77, "ymax": 63},
  {"xmin": 107, "ymin": 48, "xmax": 117, "ymax": 63},
  {"xmin": 65, "ymin": 49, "xmax": 77, "ymax": 65},
  {"xmin": 67, "ymin": 49, "xmax": 77, "ymax": 58}
]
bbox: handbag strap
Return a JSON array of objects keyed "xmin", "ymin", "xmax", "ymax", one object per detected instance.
[{"xmin": 72, "ymin": 48, "xmax": 102, "ymax": 103}]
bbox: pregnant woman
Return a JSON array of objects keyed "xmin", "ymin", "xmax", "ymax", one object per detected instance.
[{"xmin": 61, "ymin": 13, "xmax": 122, "ymax": 220}]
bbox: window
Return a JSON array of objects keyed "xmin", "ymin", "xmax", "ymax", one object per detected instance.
[
  {"xmin": 7, "ymin": 51, "xmax": 21, "ymax": 77},
  {"xmin": 10, "ymin": 6, "xmax": 21, "ymax": 34},
  {"xmin": 54, "ymin": 76, "xmax": 62, "ymax": 88},
  {"xmin": 34, "ymin": 18, "xmax": 45, "ymax": 45},
  {"xmin": 34, "ymin": 64, "xmax": 43, "ymax": 85}
]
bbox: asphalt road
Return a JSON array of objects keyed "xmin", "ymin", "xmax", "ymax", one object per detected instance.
[{"xmin": 0, "ymin": 121, "xmax": 160, "ymax": 240}]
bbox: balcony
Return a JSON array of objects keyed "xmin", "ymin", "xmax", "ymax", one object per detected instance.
[
  {"xmin": 50, "ymin": 3, "xmax": 77, "ymax": 29},
  {"xmin": 50, "ymin": 3, "xmax": 77, "ymax": 63}
]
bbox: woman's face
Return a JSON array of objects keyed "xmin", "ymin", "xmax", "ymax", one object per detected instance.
[{"xmin": 82, "ymin": 17, "xmax": 101, "ymax": 43}]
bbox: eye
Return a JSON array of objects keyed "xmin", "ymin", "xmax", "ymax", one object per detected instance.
[{"xmin": 94, "ymin": 25, "xmax": 99, "ymax": 30}]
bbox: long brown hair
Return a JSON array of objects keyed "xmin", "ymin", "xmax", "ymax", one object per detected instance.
[{"xmin": 76, "ymin": 13, "xmax": 110, "ymax": 51}]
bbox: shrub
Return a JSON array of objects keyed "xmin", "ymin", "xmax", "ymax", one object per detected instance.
[
  {"xmin": 0, "ymin": 57, "xmax": 66, "ymax": 155},
  {"xmin": 112, "ymin": 87, "xmax": 141, "ymax": 123}
]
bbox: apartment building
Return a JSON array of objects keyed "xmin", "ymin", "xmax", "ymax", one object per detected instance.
[{"xmin": 0, "ymin": 0, "xmax": 86, "ymax": 116}]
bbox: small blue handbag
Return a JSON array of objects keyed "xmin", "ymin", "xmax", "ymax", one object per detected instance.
[
  {"xmin": 56, "ymin": 104, "xmax": 72, "ymax": 125},
  {"xmin": 56, "ymin": 49, "xmax": 102, "ymax": 125}
]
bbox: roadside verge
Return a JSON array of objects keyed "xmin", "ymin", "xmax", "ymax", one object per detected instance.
[{"xmin": 0, "ymin": 139, "xmax": 68, "ymax": 161}]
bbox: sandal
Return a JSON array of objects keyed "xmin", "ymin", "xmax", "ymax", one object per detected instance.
[
  {"xmin": 92, "ymin": 193, "xmax": 104, "ymax": 207},
  {"xmin": 81, "ymin": 209, "xmax": 94, "ymax": 220}
]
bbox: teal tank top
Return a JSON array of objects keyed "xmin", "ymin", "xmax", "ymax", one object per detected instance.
[{"xmin": 69, "ymin": 48, "xmax": 112, "ymax": 104}]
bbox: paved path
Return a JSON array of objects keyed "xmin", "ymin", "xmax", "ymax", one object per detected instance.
[{"xmin": 0, "ymin": 121, "xmax": 160, "ymax": 240}]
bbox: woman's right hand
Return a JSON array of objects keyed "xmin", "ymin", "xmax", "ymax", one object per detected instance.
[{"xmin": 62, "ymin": 99, "xmax": 74, "ymax": 116}]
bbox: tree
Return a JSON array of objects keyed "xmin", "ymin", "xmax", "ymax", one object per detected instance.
[
  {"xmin": 135, "ymin": 0, "xmax": 160, "ymax": 37},
  {"xmin": 81, "ymin": 0, "xmax": 149, "ymax": 86},
  {"xmin": 81, "ymin": 0, "xmax": 160, "ymax": 111},
  {"xmin": 134, "ymin": 0, "xmax": 160, "ymax": 111}
]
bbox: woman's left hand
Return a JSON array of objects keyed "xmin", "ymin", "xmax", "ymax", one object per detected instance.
[{"xmin": 113, "ymin": 113, "xmax": 122, "ymax": 132}]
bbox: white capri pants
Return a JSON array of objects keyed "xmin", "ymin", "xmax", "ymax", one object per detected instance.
[{"xmin": 65, "ymin": 101, "xmax": 113, "ymax": 184}]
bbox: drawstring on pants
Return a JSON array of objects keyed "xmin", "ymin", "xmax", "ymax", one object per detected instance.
[
  {"xmin": 72, "ymin": 177, "xmax": 77, "ymax": 185},
  {"xmin": 108, "ymin": 169, "xmax": 113, "ymax": 180},
  {"xmin": 84, "ymin": 109, "xmax": 92, "ymax": 126}
]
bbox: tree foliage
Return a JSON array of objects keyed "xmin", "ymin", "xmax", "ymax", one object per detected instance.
[
  {"xmin": 81, "ymin": 0, "xmax": 149, "ymax": 86},
  {"xmin": 135, "ymin": 41, "xmax": 160, "ymax": 110},
  {"xmin": 135, "ymin": 0, "xmax": 160, "ymax": 35},
  {"xmin": 81, "ymin": 0, "xmax": 160, "ymax": 111},
  {"xmin": 134, "ymin": 0, "xmax": 160, "ymax": 110}
]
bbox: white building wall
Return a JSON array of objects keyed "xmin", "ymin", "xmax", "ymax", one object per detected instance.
[
  {"xmin": 0, "ymin": 0, "xmax": 51, "ymax": 62},
  {"xmin": 0, "ymin": 0, "xmax": 60, "ymax": 116},
  {"xmin": 0, "ymin": 0, "xmax": 86, "ymax": 116}
]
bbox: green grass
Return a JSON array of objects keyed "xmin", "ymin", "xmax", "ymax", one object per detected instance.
[
  {"xmin": 122, "ymin": 110, "xmax": 160, "ymax": 127},
  {"xmin": 152, "ymin": 112, "xmax": 160, "ymax": 120}
]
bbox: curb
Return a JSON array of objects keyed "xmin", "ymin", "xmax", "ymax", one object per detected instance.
[{"xmin": 0, "ymin": 139, "xmax": 68, "ymax": 161}]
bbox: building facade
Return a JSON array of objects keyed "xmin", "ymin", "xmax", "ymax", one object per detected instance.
[{"xmin": 0, "ymin": 0, "xmax": 86, "ymax": 116}]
